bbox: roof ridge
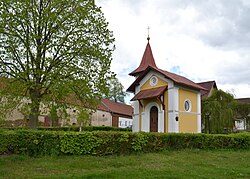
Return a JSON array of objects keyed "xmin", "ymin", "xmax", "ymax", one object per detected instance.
[
  {"xmin": 157, "ymin": 68, "xmax": 199, "ymax": 84},
  {"xmin": 100, "ymin": 99, "xmax": 112, "ymax": 112},
  {"xmin": 127, "ymin": 66, "xmax": 207, "ymax": 92},
  {"xmin": 197, "ymin": 80, "xmax": 215, "ymax": 84},
  {"xmin": 102, "ymin": 98, "xmax": 128, "ymax": 105}
]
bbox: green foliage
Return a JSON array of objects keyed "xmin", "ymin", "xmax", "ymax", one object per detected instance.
[
  {"xmin": 77, "ymin": 108, "xmax": 90, "ymax": 131},
  {"xmin": 104, "ymin": 74, "xmax": 127, "ymax": 103},
  {"xmin": 60, "ymin": 132, "xmax": 101, "ymax": 155},
  {"xmin": 0, "ymin": 0, "xmax": 115, "ymax": 128},
  {"xmin": 235, "ymin": 102, "xmax": 250, "ymax": 130},
  {"xmin": 131, "ymin": 132, "xmax": 149, "ymax": 151},
  {"xmin": 1, "ymin": 129, "xmax": 250, "ymax": 156},
  {"xmin": 236, "ymin": 103, "xmax": 250, "ymax": 118},
  {"xmin": 0, "ymin": 119, "xmax": 23, "ymax": 128},
  {"xmin": 0, "ymin": 78, "xmax": 24, "ymax": 120},
  {"xmin": 36, "ymin": 126, "xmax": 132, "ymax": 132},
  {"xmin": 49, "ymin": 105, "xmax": 59, "ymax": 126},
  {"xmin": 202, "ymin": 90, "xmax": 237, "ymax": 133},
  {"xmin": 0, "ymin": 129, "xmax": 61, "ymax": 156}
]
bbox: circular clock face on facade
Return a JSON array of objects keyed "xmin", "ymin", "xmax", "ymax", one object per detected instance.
[{"xmin": 150, "ymin": 76, "xmax": 158, "ymax": 86}]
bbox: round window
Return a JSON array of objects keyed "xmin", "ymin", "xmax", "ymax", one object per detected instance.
[
  {"xmin": 150, "ymin": 76, "xmax": 158, "ymax": 86},
  {"xmin": 184, "ymin": 99, "xmax": 191, "ymax": 112}
]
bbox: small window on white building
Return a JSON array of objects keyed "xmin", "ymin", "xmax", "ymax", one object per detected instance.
[
  {"xmin": 119, "ymin": 121, "xmax": 122, "ymax": 126},
  {"xmin": 184, "ymin": 99, "xmax": 192, "ymax": 112},
  {"xmin": 125, "ymin": 121, "xmax": 127, "ymax": 126},
  {"xmin": 150, "ymin": 76, "xmax": 158, "ymax": 86}
]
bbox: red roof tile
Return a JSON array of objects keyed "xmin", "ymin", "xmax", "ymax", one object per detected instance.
[
  {"xmin": 132, "ymin": 86, "xmax": 167, "ymax": 101},
  {"xmin": 66, "ymin": 96, "xmax": 133, "ymax": 117},
  {"xmin": 97, "ymin": 101, "xmax": 109, "ymax": 112},
  {"xmin": 98, "ymin": 98, "xmax": 133, "ymax": 117},
  {"xmin": 127, "ymin": 66, "xmax": 206, "ymax": 92},
  {"xmin": 197, "ymin": 81, "xmax": 217, "ymax": 97},
  {"xmin": 158, "ymin": 68, "xmax": 206, "ymax": 90},
  {"xmin": 129, "ymin": 42, "xmax": 157, "ymax": 76},
  {"xmin": 236, "ymin": 98, "xmax": 250, "ymax": 104}
]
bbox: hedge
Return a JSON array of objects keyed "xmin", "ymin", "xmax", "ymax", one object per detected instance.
[
  {"xmin": 0, "ymin": 129, "xmax": 250, "ymax": 156},
  {"xmin": 2, "ymin": 126, "xmax": 132, "ymax": 132},
  {"xmin": 38, "ymin": 126, "xmax": 132, "ymax": 132}
]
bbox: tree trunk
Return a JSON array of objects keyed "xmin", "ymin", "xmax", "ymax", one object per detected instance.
[
  {"xmin": 28, "ymin": 90, "xmax": 41, "ymax": 129},
  {"xmin": 79, "ymin": 122, "xmax": 82, "ymax": 132}
]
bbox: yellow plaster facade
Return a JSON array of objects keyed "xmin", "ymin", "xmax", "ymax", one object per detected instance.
[
  {"xmin": 179, "ymin": 88, "xmax": 198, "ymax": 113},
  {"xmin": 138, "ymin": 76, "xmax": 169, "ymax": 132},
  {"xmin": 141, "ymin": 76, "xmax": 167, "ymax": 90},
  {"xmin": 128, "ymin": 41, "xmax": 202, "ymax": 133},
  {"xmin": 178, "ymin": 88, "xmax": 198, "ymax": 133},
  {"xmin": 179, "ymin": 113, "xmax": 198, "ymax": 133}
]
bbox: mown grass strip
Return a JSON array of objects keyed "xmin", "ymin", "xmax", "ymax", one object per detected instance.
[{"xmin": 1, "ymin": 150, "xmax": 250, "ymax": 178}]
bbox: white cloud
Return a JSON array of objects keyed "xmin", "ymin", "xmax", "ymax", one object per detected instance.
[{"xmin": 96, "ymin": 0, "xmax": 250, "ymax": 101}]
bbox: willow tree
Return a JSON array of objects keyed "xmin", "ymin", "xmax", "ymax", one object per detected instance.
[
  {"xmin": 0, "ymin": 0, "xmax": 115, "ymax": 129},
  {"xmin": 202, "ymin": 90, "xmax": 236, "ymax": 133},
  {"xmin": 235, "ymin": 102, "xmax": 250, "ymax": 130}
]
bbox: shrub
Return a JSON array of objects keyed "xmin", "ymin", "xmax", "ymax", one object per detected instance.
[
  {"xmin": 0, "ymin": 130, "xmax": 250, "ymax": 156},
  {"xmin": 60, "ymin": 132, "xmax": 101, "ymax": 155},
  {"xmin": 37, "ymin": 126, "xmax": 132, "ymax": 132},
  {"xmin": 0, "ymin": 129, "xmax": 61, "ymax": 156}
]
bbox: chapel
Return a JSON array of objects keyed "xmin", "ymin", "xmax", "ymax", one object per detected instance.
[{"xmin": 127, "ymin": 37, "xmax": 205, "ymax": 133}]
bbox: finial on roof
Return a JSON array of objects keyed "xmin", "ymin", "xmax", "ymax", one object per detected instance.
[{"xmin": 147, "ymin": 26, "xmax": 150, "ymax": 41}]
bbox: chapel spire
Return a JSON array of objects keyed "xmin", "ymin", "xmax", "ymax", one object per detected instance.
[
  {"xmin": 147, "ymin": 26, "xmax": 150, "ymax": 41},
  {"xmin": 129, "ymin": 32, "xmax": 157, "ymax": 77}
]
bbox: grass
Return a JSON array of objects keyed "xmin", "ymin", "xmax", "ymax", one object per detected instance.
[{"xmin": 1, "ymin": 150, "xmax": 250, "ymax": 178}]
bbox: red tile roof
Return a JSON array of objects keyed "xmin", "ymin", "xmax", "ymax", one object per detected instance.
[
  {"xmin": 197, "ymin": 81, "xmax": 217, "ymax": 97},
  {"xmin": 131, "ymin": 86, "xmax": 167, "ymax": 101},
  {"xmin": 129, "ymin": 42, "xmax": 157, "ymax": 76},
  {"xmin": 65, "ymin": 96, "xmax": 133, "ymax": 117},
  {"xmin": 236, "ymin": 98, "xmax": 250, "ymax": 104},
  {"xmin": 127, "ymin": 66, "xmax": 206, "ymax": 92},
  {"xmin": 97, "ymin": 98, "xmax": 133, "ymax": 117}
]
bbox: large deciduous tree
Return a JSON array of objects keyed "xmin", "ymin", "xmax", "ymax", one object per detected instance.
[{"xmin": 0, "ymin": 0, "xmax": 115, "ymax": 129}]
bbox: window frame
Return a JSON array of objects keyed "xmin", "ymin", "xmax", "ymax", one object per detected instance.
[{"xmin": 184, "ymin": 99, "xmax": 192, "ymax": 112}]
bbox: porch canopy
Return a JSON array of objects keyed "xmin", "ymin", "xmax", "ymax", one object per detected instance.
[{"xmin": 131, "ymin": 86, "xmax": 167, "ymax": 101}]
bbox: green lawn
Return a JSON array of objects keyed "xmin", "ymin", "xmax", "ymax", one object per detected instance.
[{"xmin": 1, "ymin": 150, "xmax": 250, "ymax": 178}]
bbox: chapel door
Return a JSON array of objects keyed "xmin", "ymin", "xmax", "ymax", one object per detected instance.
[{"xmin": 150, "ymin": 106, "xmax": 158, "ymax": 132}]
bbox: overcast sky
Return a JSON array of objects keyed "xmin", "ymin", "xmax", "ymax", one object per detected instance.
[{"xmin": 96, "ymin": 0, "xmax": 250, "ymax": 103}]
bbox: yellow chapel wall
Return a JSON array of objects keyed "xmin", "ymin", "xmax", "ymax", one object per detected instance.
[
  {"xmin": 178, "ymin": 88, "xmax": 198, "ymax": 133},
  {"xmin": 140, "ymin": 75, "xmax": 167, "ymax": 90},
  {"xmin": 140, "ymin": 76, "xmax": 168, "ymax": 132}
]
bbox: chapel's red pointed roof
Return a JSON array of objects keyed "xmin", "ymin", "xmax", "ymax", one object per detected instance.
[
  {"xmin": 129, "ymin": 41, "xmax": 157, "ymax": 76},
  {"xmin": 127, "ymin": 38, "xmax": 206, "ymax": 93},
  {"xmin": 127, "ymin": 66, "xmax": 207, "ymax": 93}
]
